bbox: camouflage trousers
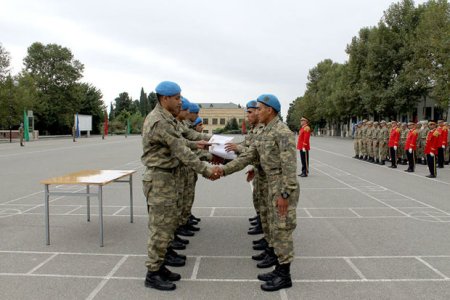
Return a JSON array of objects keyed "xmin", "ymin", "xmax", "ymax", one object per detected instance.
[
  {"xmin": 267, "ymin": 173, "xmax": 299, "ymax": 264},
  {"xmin": 254, "ymin": 170, "xmax": 270, "ymax": 244},
  {"xmin": 354, "ymin": 138, "xmax": 360, "ymax": 156},
  {"xmin": 178, "ymin": 166, "xmax": 197, "ymax": 226},
  {"xmin": 358, "ymin": 139, "xmax": 366, "ymax": 156},
  {"xmin": 379, "ymin": 141, "xmax": 388, "ymax": 161},
  {"xmin": 399, "ymin": 141, "xmax": 406, "ymax": 159},
  {"xmin": 417, "ymin": 140, "xmax": 425, "ymax": 159},
  {"xmin": 143, "ymin": 168, "xmax": 180, "ymax": 271},
  {"xmin": 367, "ymin": 139, "xmax": 373, "ymax": 157},
  {"xmin": 372, "ymin": 140, "xmax": 379, "ymax": 160}
]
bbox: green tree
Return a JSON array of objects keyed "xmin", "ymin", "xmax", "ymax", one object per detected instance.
[
  {"xmin": 0, "ymin": 43, "xmax": 10, "ymax": 82},
  {"xmin": 148, "ymin": 92, "xmax": 157, "ymax": 111},
  {"xmin": 22, "ymin": 42, "xmax": 85, "ymax": 134},
  {"xmin": 114, "ymin": 92, "xmax": 133, "ymax": 115},
  {"xmin": 74, "ymin": 83, "xmax": 104, "ymax": 133},
  {"xmin": 139, "ymin": 87, "xmax": 148, "ymax": 116}
]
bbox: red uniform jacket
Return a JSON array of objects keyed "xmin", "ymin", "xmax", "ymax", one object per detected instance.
[
  {"xmin": 425, "ymin": 129, "xmax": 439, "ymax": 155},
  {"xmin": 297, "ymin": 125, "xmax": 311, "ymax": 151},
  {"xmin": 404, "ymin": 129, "xmax": 418, "ymax": 150},
  {"xmin": 388, "ymin": 127, "xmax": 400, "ymax": 147}
]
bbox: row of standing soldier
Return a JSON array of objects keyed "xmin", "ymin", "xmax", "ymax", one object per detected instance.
[{"xmin": 353, "ymin": 119, "xmax": 449, "ymax": 178}]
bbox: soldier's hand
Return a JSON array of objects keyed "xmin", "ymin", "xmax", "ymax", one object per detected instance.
[
  {"xmin": 430, "ymin": 153, "xmax": 435, "ymax": 157},
  {"xmin": 225, "ymin": 143, "xmax": 238, "ymax": 152},
  {"xmin": 393, "ymin": 146, "xmax": 397, "ymax": 151},
  {"xmin": 302, "ymin": 148, "xmax": 306, "ymax": 152},
  {"xmin": 409, "ymin": 148, "xmax": 412, "ymax": 154},
  {"xmin": 196, "ymin": 140, "xmax": 211, "ymax": 150},
  {"xmin": 246, "ymin": 169, "xmax": 255, "ymax": 182},
  {"xmin": 276, "ymin": 197, "xmax": 288, "ymax": 217},
  {"xmin": 209, "ymin": 166, "xmax": 224, "ymax": 180}
]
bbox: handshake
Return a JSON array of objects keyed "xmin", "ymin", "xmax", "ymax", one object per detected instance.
[{"xmin": 208, "ymin": 166, "xmax": 224, "ymax": 181}]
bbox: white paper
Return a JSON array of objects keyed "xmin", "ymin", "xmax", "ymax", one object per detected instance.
[{"xmin": 208, "ymin": 135, "xmax": 237, "ymax": 160}]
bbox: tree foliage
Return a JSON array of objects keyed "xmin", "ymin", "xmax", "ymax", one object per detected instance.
[{"xmin": 287, "ymin": 0, "xmax": 449, "ymax": 129}]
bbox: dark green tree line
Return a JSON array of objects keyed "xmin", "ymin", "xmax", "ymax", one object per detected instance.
[{"xmin": 287, "ymin": 0, "xmax": 449, "ymax": 132}]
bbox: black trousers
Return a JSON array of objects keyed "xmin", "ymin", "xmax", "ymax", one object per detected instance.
[
  {"xmin": 437, "ymin": 147, "xmax": 444, "ymax": 168},
  {"xmin": 300, "ymin": 150, "xmax": 309, "ymax": 175},
  {"xmin": 389, "ymin": 147, "xmax": 397, "ymax": 167},
  {"xmin": 406, "ymin": 150, "xmax": 415, "ymax": 171},
  {"xmin": 427, "ymin": 154, "xmax": 437, "ymax": 177}
]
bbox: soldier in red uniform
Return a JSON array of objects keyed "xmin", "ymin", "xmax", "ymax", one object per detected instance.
[
  {"xmin": 404, "ymin": 122, "xmax": 418, "ymax": 172},
  {"xmin": 425, "ymin": 121, "xmax": 439, "ymax": 178},
  {"xmin": 297, "ymin": 117, "xmax": 311, "ymax": 177},
  {"xmin": 437, "ymin": 120, "xmax": 447, "ymax": 168},
  {"xmin": 388, "ymin": 121, "xmax": 401, "ymax": 168}
]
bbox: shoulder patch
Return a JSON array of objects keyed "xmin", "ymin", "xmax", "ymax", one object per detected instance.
[
  {"xmin": 304, "ymin": 126, "xmax": 310, "ymax": 132},
  {"xmin": 433, "ymin": 131, "xmax": 440, "ymax": 137}
]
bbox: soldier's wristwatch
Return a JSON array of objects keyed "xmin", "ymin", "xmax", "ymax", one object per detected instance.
[{"xmin": 281, "ymin": 192, "xmax": 289, "ymax": 199}]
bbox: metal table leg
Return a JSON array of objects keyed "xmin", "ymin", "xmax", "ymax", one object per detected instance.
[
  {"xmin": 129, "ymin": 174, "xmax": 134, "ymax": 223},
  {"xmin": 87, "ymin": 185, "xmax": 90, "ymax": 222},
  {"xmin": 99, "ymin": 185, "xmax": 104, "ymax": 247},
  {"xmin": 45, "ymin": 184, "xmax": 50, "ymax": 245}
]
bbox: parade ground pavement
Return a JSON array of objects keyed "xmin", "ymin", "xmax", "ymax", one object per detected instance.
[{"xmin": 1, "ymin": 135, "xmax": 449, "ymax": 300}]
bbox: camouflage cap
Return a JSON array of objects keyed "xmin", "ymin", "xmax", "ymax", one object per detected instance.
[
  {"xmin": 380, "ymin": 120, "xmax": 386, "ymax": 124},
  {"xmin": 373, "ymin": 121, "xmax": 379, "ymax": 125}
]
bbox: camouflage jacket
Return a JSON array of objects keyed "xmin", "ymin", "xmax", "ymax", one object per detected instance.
[
  {"xmin": 379, "ymin": 127, "xmax": 389, "ymax": 142},
  {"xmin": 355, "ymin": 127, "xmax": 362, "ymax": 139},
  {"xmin": 141, "ymin": 103, "xmax": 211, "ymax": 179},
  {"xmin": 222, "ymin": 117, "xmax": 299, "ymax": 199}
]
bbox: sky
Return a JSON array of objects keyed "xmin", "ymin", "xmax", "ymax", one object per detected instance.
[{"xmin": 1, "ymin": 0, "xmax": 427, "ymax": 117}]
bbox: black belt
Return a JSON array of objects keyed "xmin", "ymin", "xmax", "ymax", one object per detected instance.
[{"xmin": 148, "ymin": 166, "xmax": 177, "ymax": 174}]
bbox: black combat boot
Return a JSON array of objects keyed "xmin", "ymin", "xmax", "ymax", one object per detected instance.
[
  {"xmin": 185, "ymin": 223, "xmax": 200, "ymax": 232},
  {"xmin": 158, "ymin": 265, "xmax": 181, "ymax": 281},
  {"xmin": 257, "ymin": 248, "xmax": 278, "ymax": 268},
  {"xmin": 171, "ymin": 239, "xmax": 186, "ymax": 250},
  {"xmin": 253, "ymin": 237, "xmax": 266, "ymax": 245},
  {"xmin": 249, "ymin": 215, "xmax": 258, "ymax": 222},
  {"xmin": 252, "ymin": 248, "xmax": 269, "ymax": 261},
  {"xmin": 187, "ymin": 218, "xmax": 198, "ymax": 226},
  {"xmin": 174, "ymin": 234, "xmax": 189, "ymax": 245},
  {"xmin": 261, "ymin": 263, "xmax": 292, "ymax": 291},
  {"xmin": 375, "ymin": 159, "xmax": 380, "ymax": 164},
  {"xmin": 164, "ymin": 248, "xmax": 186, "ymax": 267},
  {"xmin": 258, "ymin": 263, "xmax": 280, "ymax": 281},
  {"xmin": 379, "ymin": 160, "xmax": 385, "ymax": 165},
  {"xmin": 190, "ymin": 214, "xmax": 201, "ymax": 222},
  {"xmin": 253, "ymin": 238, "xmax": 268, "ymax": 251},
  {"xmin": 167, "ymin": 247, "xmax": 186, "ymax": 260},
  {"xmin": 248, "ymin": 223, "xmax": 263, "ymax": 235},
  {"xmin": 250, "ymin": 215, "xmax": 261, "ymax": 226},
  {"xmin": 176, "ymin": 225, "xmax": 194, "ymax": 237},
  {"xmin": 145, "ymin": 268, "xmax": 176, "ymax": 291}
]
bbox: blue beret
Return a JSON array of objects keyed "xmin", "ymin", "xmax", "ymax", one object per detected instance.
[
  {"xmin": 181, "ymin": 97, "xmax": 190, "ymax": 110},
  {"xmin": 155, "ymin": 81, "xmax": 181, "ymax": 96},
  {"xmin": 189, "ymin": 103, "xmax": 200, "ymax": 113},
  {"xmin": 246, "ymin": 100, "xmax": 258, "ymax": 110},
  {"xmin": 257, "ymin": 94, "xmax": 280, "ymax": 112},
  {"xmin": 193, "ymin": 117, "xmax": 203, "ymax": 126}
]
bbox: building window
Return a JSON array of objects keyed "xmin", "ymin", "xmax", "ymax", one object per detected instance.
[
  {"xmin": 212, "ymin": 118, "xmax": 218, "ymax": 125},
  {"xmin": 203, "ymin": 118, "xmax": 209, "ymax": 125},
  {"xmin": 220, "ymin": 118, "xmax": 226, "ymax": 125},
  {"xmin": 203, "ymin": 130, "xmax": 209, "ymax": 133}
]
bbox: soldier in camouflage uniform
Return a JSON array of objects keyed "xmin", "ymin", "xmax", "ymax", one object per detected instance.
[
  {"xmin": 399, "ymin": 123, "xmax": 408, "ymax": 164},
  {"xmin": 366, "ymin": 121, "xmax": 374, "ymax": 162},
  {"xmin": 225, "ymin": 101, "xmax": 267, "ymax": 244},
  {"xmin": 353, "ymin": 122, "xmax": 362, "ymax": 158},
  {"xmin": 359, "ymin": 120, "xmax": 368, "ymax": 160},
  {"xmin": 173, "ymin": 97, "xmax": 213, "ymax": 244},
  {"xmin": 215, "ymin": 94, "xmax": 299, "ymax": 292},
  {"xmin": 371, "ymin": 121, "xmax": 380, "ymax": 163},
  {"xmin": 174, "ymin": 99, "xmax": 213, "ymax": 239},
  {"xmin": 378, "ymin": 121, "xmax": 389, "ymax": 165},
  {"xmin": 419, "ymin": 121, "xmax": 429, "ymax": 165},
  {"xmin": 141, "ymin": 81, "xmax": 214, "ymax": 291}
]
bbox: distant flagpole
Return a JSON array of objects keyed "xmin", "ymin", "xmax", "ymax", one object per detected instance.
[
  {"xmin": 23, "ymin": 110, "xmax": 30, "ymax": 141},
  {"xmin": 127, "ymin": 119, "xmax": 131, "ymax": 135}
]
